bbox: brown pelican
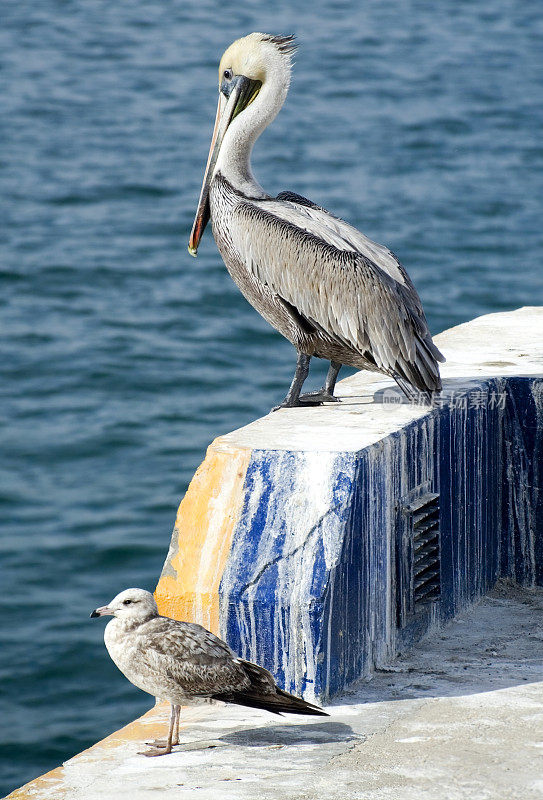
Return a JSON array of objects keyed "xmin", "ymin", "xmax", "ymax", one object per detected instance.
[{"xmin": 189, "ymin": 33, "xmax": 444, "ymax": 409}]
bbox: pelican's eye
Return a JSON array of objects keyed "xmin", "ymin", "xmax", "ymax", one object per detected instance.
[
  {"xmin": 123, "ymin": 599, "xmax": 133, "ymax": 605},
  {"xmin": 223, "ymin": 68, "xmax": 233, "ymax": 81}
]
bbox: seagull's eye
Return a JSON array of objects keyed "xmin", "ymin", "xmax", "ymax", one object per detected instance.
[
  {"xmin": 123, "ymin": 599, "xmax": 132, "ymax": 605},
  {"xmin": 223, "ymin": 68, "xmax": 233, "ymax": 81}
]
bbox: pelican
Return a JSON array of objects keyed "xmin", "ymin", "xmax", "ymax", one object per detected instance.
[{"xmin": 189, "ymin": 33, "xmax": 444, "ymax": 409}]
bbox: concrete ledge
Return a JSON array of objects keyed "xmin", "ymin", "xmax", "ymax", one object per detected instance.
[
  {"xmin": 9, "ymin": 583, "xmax": 543, "ymax": 800},
  {"xmin": 156, "ymin": 306, "xmax": 543, "ymax": 700},
  {"xmin": 10, "ymin": 307, "xmax": 543, "ymax": 797}
]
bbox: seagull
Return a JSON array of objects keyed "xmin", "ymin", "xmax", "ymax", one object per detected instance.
[
  {"xmin": 188, "ymin": 33, "xmax": 444, "ymax": 410},
  {"xmin": 91, "ymin": 588, "xmax": 327, "ymax": 756}
]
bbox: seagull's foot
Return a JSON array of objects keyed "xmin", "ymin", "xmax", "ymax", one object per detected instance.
[
  {"xmin": 298, "ymin": 390, "xmax": 340, "ymax": 405},
  {"xmin": 139, "ymin": 744, "xmax": 173, "ymax": 757},
  {"xmin": 145, "ymin": 738, "xmax": 179, "ymax": 748}
]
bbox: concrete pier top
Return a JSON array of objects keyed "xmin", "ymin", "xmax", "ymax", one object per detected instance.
[
  {"xmin": 8, "ymin": 583, "xmax": 543, "ymax": 800},
  {"xmin": 215, "ymin": 306, "xmax": 543, "ymax": 453},
  {"xmin": 9, "ymin": 307, "xmax": 543, "ymax": 798}
]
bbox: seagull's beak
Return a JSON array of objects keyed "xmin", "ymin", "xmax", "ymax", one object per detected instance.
[
  {"xmin": 188, "ymin": 76, "xmax": 262, "ymax": 257},
  {"xmin": 90, "ymin": 605, "xmax": 112, "ymax": 618}
]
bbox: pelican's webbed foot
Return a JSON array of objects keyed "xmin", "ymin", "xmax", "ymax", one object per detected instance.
[
  {"xmin": 298, "ymin": 389, "xmax": 340, "ymax": 405},
  {"xmin": 272, "ymin": 359, "xmax": 342, "ymax": 410},
  {"xmin": 272, "ymin": 397, "xmax": 309, "ymax": 411}
]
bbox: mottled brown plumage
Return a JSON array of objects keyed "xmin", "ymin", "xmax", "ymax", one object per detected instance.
[{"xmin": 91, "ymin": 589, "xmax": 327, "ymax": 756}]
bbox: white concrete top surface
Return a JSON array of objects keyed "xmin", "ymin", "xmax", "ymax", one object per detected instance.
[
  {"xmin": 215, "ymin": 307, "xmax": 543, "ymax": 453},
  {"xmin": 11, "ymin": 583, "xmax": 542, "ymax": 800}
]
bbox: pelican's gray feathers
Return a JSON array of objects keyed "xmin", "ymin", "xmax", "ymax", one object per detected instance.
[
  {"xmin": 211, "ymin": 174, "xmax": 443, "ymax": 397},
  {"xmin": 189, "ymin": 33, "xmax": 444, "ymax": 406}
]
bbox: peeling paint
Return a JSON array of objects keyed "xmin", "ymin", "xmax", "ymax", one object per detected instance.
[{"xmin": 155, "ymin": 445, "xmax": 251, "ymax": 632}]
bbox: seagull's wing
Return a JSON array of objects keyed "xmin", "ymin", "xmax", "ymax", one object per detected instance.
[
  {"xmin": 211, "ymin": 659, "xmax": 328, "ymax": 716},
  {"xmin": 137, "ymin": 619, "xmax": 328, "ymax": 716},
  {"xmin": 229, "ymin": 194, "xmax": 444, "ymax": 394},
  {"xmin": 137, "ymin": 618, "xmax": 250, "ymax": 695}
]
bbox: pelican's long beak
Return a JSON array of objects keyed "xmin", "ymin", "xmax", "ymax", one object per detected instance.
[
  {"xmin": 90, "ymin": 605, "xmax": 113, "ymax": 618},
  {"xmin": 188, "ymin": 76, "xmax": 262, "ymax": 256}
]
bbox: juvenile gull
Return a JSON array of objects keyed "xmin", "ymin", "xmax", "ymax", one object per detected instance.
[{"xmin": 91, "ymin": 588, "xmax": 327, "ymax": 756}]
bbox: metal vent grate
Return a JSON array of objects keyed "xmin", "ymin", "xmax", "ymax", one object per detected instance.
[
  {"xmin": 396, "ymin": 491, "xmax": 441, "ymax": 627},
  {"xmin": 412, "ymin": 494, "xmax": 441, "ymax": 607}
]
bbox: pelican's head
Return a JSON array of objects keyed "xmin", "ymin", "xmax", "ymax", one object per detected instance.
[
  {"xmin": 218, "ymin": 32, "xmax": 296, "ymax": 93},
  {"xmin": 90, "ymin": 588, "xmax": 159, "ymax": 624},
  {"xmin": 189, "ymin": 33, "xmax": 297, "ymax": 256}
]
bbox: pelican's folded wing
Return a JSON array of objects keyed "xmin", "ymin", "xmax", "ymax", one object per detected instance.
[
  {"xmin": 275, "ymin": 192, "xmax": 423, "ymax": 308},
  {"xmin": 229, "ymin": 196, "xmax": 444, "ymax": 392}
]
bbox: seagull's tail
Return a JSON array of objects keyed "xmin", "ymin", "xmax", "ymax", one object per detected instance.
[
  {"xmin": 212, "ymin": 659, "xmax": 328, "ymax": 716},
  {"xmin": 214, "ymin": 688, "xmax": 328, "ymax": 716}
]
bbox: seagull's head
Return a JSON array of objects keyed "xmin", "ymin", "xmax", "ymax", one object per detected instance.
[{"xmin": 90, "ymin": 588, "xmax": 158, "ymax": 624}]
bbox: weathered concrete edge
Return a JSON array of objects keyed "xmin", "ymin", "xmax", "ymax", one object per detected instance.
[
  {"xmin": 8, "ymin": 307, "xmax": 543, "ymax": 798},
  {"xmin": 154, "ymin": 308, "xmax": 542, "ymax": 700},
  {"xmin": 155, "ymin": 306, "xmax": 543, "ymax": 633}
]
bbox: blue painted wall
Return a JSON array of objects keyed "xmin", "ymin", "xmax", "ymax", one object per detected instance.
[
  {"xmin": 501, "ymin": 378, "xmax": 543, "ymax": 586},
  {"xmin": 220, "ymin": 376, "xmax": 542, "ymax": 700}
]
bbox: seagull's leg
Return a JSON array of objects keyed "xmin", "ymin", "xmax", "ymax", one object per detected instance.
[
  {"xmin": 140, "ymin": 704, "xmax": 176, "ymax": 756},
  {"xmin": 173, "ymin": 704, "xmax": 181, "ymax": 746},
  {"xmin": 272, "ymin": 352, "xmax": 311, "ymax": 411},
  {"xmin": 299, "ymin": 361, "xmax": 342, "ymax": 404},
  {"xmin": 147, "ymin": 704, "xmax": 182, "ymax": 748}
]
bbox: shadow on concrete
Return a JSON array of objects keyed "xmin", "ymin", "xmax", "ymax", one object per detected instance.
[
  {"xmin": 219, "ymin": 721, "xmax": 358, "ymax": 747},
  {"xmin": 326, "ymin": 583, "xmax": 543, "ymax": 707}
]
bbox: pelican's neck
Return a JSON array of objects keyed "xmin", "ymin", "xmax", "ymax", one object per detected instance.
[{"xmin": 214, "ymin": 69, "xmax": 290, "ymax": 199}]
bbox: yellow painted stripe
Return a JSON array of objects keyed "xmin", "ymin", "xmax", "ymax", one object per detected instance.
[{"xmin": 154, "ymin": 440, "xmax": 251, "ymax": 633}]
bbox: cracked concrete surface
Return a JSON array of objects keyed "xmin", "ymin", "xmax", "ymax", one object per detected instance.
[{"xmin": 9, "ymin": 582, "xmax": 543, "ymax": 800}]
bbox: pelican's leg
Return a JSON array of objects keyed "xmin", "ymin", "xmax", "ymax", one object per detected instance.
[
  {"xmin": 140, "ymin": 704, "xmax": 176, "ymax": 756},
  {"xmin": 324, "ymin": 361, "xmax": 342, "ymax": 394},
  {"xmin": 299, "ymin": 361, "xmax": 342, "ymax": 404},
  {"xmin": 272, "ymin": 352, "xmax": 311, "ymax": 411}
]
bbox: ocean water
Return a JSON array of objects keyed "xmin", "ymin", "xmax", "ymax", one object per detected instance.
[{"xmin": 1, "ymin": 0, "xmax": 542, "ymax": 793}]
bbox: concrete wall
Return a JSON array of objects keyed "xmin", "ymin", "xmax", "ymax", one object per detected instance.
[
  {"xmin": 10, "ymin": 307, "xmax": 542, "ymax": 798},
  {"xmin": 155, "ymin": 307, "xmax": 543, "ymax": 701}
]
